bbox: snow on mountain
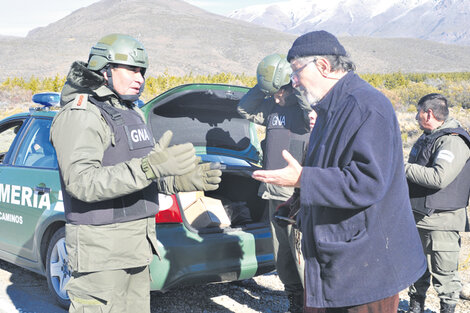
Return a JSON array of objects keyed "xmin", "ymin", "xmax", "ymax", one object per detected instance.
[{"xmin": 228, "ymin": 0, "xmax": 470, "ymax": 45}]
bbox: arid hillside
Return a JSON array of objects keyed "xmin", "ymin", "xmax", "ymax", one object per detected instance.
[{"xmin": 1, "ymin": 0, "xmax": 470, "ymax": 82}]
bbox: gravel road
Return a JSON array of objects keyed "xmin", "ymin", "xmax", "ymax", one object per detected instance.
[
  {"xmin": 0, "ymin": 232, "xmax": 469, "ymax": 313},
  {"xmin": 0, "ymin": 262, "xmax": 290, "ymax": 313}
]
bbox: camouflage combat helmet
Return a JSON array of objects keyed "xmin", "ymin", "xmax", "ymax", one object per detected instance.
[
  {"xmin": 87, "ymin": 33, "xmax": 148, "ymax": 72},
  {"xmin": 256, "ymin": 53, "xmax": 292, "ymax": 95}
]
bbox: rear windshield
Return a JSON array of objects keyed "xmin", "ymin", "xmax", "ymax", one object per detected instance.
[{"xmin": 149, "ymin": 90, "xmax": 252, "ymax": 151}]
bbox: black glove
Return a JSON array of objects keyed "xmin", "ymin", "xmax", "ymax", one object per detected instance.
[
  {"xmin": 288, "ymin": 191, "xmax": 301, "ymax": 229},
  {"xmin": 273, "ymin": 198, "xmax": 293, "ymax": 227},
  {"xmin": 273, "ymin": 192, "xmax": 302, "ymax": 228}
]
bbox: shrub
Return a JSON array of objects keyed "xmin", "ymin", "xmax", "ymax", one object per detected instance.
[
  {"xmin": 1, "ymin": 71, "xmax": 469, "ymax": 158},
  {"xmin": 395, "ymin": 82, "xmax": 441, "ymax": 109},
  {"xmin": 1, "ymin": 71, "xmax": 469, "ymax": 112}
]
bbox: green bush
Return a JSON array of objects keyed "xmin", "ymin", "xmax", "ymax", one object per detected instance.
[
  {"xmin": 141, "ymin": 71, "xmax": 256, "ymax": 100},
  {"xmin": 360, "ymin": 72, "xmax": 470, "ymax": 110},
  {"xmin": 395, "ymin": 82, "xmax": 441, "ymax": 109},
  {"xmin": 1, "ymin": 71, "xmax": 469, "ymax": 111},
  {"xmin": 1, "ymin": 74, "xmax": 66, "ymax": 93}
]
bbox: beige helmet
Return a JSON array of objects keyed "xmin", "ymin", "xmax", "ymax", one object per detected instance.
[
  {"xmin": 87, "ymin": 33, "xmax": 148, "ymax": 73},
  {"xmin": 256, "ymin": 53, "xmax": 292, "ymax": 95}
]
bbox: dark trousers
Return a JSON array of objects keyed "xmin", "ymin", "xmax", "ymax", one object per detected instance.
[
  {"xmin": 304, "ymin": 293, "xmax": 399, "ymax": 313},
  {"xmin": 269, "ymin": 199, "xmax": 303, "ymax": 295}
]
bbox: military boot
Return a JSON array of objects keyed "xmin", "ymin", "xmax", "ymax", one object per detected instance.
[
  {"xmin": 286, "ymin": 293, "xmax": 303, "ymax": 313},
  {"xmin": 440, "ymin": 302, "xmax": 456, "ymax": 313},
  {"xmin": 408, "ymin": 295, "xmax": 425, "ymax": 313}
]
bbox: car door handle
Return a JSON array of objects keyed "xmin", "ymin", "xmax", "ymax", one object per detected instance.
[{"xmin": 34, "ymin": 186, "xmax": 51, "ymax": 194}]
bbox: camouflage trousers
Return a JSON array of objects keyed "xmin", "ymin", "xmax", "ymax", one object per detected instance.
[
  {"xmin": 269, "ymin": 199, "xmax": 304, "ymax": 295},
  {"xmin": 66, "ymin": 266, "xmax": 150, "ymax": 313},
  {"xmin": 409, "ymin": 228, "xmax": 462, "ymax": 305}
]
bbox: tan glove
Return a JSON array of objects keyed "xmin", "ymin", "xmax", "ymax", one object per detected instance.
[
  {"xmin": 144, "ymin": 130, "xmax": 196, "ymax": 179},
  {"xmin": 173, "ymin": 160, "xmax": 222, "ymax": 192}
]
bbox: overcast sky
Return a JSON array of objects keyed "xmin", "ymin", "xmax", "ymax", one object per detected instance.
[{"xmin": 0, "ymin": 0, "xmax": 284, "ymax": 37}]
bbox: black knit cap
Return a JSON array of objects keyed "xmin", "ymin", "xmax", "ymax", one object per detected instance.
[{"xmin": 287, "ymin": 30, "xmax": 347, "ymax": 62}]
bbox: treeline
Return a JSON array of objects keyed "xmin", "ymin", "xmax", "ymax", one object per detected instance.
[
  {"xmin": 361, "ymin": 72, "xmax": 470, "ymax": 110},
  {"xmin": 1, "ymin": 74, "xmax": 67, "ymax": 96},
  {"xmin": 1, "ymin": 71, "xmax": 469, "ymax": 109},
  {"xmin": 142, "ymin": 71, "xmax": 257, "ymax": 100}
]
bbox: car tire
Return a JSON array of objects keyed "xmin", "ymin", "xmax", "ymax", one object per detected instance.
[{"xmin": 46, "ymin": 226, "xmax": 71, "ymax": 309}]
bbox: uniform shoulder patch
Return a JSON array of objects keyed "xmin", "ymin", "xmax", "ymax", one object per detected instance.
[
  {"xmin": 71, "ymin": 94, "xmax": 88, "ymax": 110},
  {"xmin": 436, "ymin": 149, "xmax": 455, "ymax": 163}
]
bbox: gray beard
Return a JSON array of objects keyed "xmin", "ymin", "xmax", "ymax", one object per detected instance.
[{"xmin": 300, "ymin": 87, "xmax": 320, "ymax": 107}]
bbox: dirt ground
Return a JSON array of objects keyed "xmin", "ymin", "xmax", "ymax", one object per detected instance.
[
  {"xmin": 1, "ymin": 230, "xmax": 469, "ymax": 313},
  {"xmin": 1, "ymin": 91, "xmax": 470, "ymax": 312},
  {"xmin": 397, "ymin": 227, "xmax": 470, "ymax": 313}
]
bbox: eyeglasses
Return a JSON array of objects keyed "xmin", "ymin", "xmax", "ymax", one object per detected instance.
[{"xmin": 290, "ymin": 59, "xmax": 316, "ymax": 82}]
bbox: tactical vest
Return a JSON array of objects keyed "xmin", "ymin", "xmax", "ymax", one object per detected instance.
[
  {"xmin": 63, "ymin": 97, "xmax": 159, "ymax": 225},
  {"xmin": 407, "ymin": 127, "xmax": 470, "ymax": 216},
  {"xmin": 263, "ymin": 104, "xmax": 310, "ymax": 170}
]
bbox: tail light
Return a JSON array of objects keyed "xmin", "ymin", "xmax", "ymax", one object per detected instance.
[{"xmin": 155, "ymin": 194, "xmax": 183, "ymax": 224}]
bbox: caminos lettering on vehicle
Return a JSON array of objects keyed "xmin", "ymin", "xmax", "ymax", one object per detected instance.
[{"xmin": 0, "ymin": 211, "xmax": 23, "ymax": 224}]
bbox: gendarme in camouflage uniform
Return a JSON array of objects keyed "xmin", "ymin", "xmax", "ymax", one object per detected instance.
[
  {"xmin": 406, "ymin": 94, "xmax": 470, "ymax": 313},
  {"xmin": 237, "ymin": 54, "xmax": 311, "ymax": 313},
  {"xmin": 51, "ymin": 34, "xmax": 221, "ymax": 313}
]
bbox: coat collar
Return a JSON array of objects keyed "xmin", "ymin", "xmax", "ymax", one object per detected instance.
[
  {"xmin": 60, "ymin": 61, "xmax": 121, "ymax": 107},
  {"xmin": 315, "ymin": 71, "xmax": 356, "ymax": 115}
]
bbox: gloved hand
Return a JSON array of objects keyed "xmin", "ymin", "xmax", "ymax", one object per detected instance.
[
  {"xmin": 174, "ymin": 160, "xmax": 222, "ymax": 192},
  {"xmin": 146, "ymin": 130, "xmax": 196, "ymax": 178},
  {"xmin": 288, "ymin": 194, "xmax": 301, "ymax": 229},
  {"xmin": 272, "ymin": 198, "xmax": 292, "ymax": 227},
  {"xmin": 288, "ymin": 192, "xmax": 301, "ymax": 219}
]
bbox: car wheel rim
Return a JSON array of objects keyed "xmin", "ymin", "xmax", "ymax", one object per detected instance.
[{"xmin": 49, "ymin": 237, "xmax": 70, "ymax": 300}]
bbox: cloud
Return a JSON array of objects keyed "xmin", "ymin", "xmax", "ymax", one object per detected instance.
[{"xmin": 0, "ymin": 0, "xmax": 99, "ymax": 36}]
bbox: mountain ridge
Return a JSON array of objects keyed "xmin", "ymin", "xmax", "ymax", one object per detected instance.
[
  {"xmin": 0, "ymin": 0, "xmax": 469, "ymax": 82},
  {"xmin": 228, "ymin": 0, "xmax": 470, "ymax": 46}
]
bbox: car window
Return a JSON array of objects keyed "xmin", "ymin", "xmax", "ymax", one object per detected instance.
[
  {"xmin": 0, "ymin": 119, "xmax": 25, "ymax": 164},
  {"xmin": 15, "ymin": 118, "xmax": 58, "ymax": 169}
]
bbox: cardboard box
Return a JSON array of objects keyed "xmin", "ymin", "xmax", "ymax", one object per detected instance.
[
  {"xmin": 183, "ymin": 196, "xmax": 231, "ymax": 228},
  {"xmin": 178, "ymin": 191, "xmax": 204, "ymax": 209}
]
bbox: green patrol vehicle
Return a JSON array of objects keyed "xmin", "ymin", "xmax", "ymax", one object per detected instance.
[{"xmin": 0, "ymin": 86, "xmax": 274, "ymax": 308}]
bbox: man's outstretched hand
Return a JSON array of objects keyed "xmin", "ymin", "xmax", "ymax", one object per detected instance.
[{"xmin": 252, "ymin": 150, "xmax": 302, "ymax": 188}]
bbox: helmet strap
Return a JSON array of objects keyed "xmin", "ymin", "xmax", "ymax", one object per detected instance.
[
  {"xmin": 102, "ymin": 65, "xmax": 114, "ymax": 90},
  {"xmin": 119, "ymin": 80, "xmax": 145, "ymax": 103}
]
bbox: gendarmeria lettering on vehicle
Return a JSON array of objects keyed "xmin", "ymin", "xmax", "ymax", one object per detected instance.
[{"xmin": 0, "ymin": 183, "xmax": 58, "ymax": 210}]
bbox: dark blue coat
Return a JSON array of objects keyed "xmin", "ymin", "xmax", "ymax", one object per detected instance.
[{"xmin": 299, "ymin": 72, "xmax": 426, "ymax": 308}]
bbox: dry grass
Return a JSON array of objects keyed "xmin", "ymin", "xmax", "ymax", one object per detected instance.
[
  {"xmin": 0, "ymin": 88, "xmax": 34, "ymax": 119},
  {"xmin": 254, "ymin": 106, "xmax": 469, "ymax": 161},
  {"xmin": 1, "ymin": 88, "xmax": 469, "ymax": 158},
  {"xmin": 1, "ymin": 88, "xmax": 470, "ymax": 312},
  {"xmin": 399, "ymin": 106, "xmax": 470, "ymax": 160},
  {"xmin": 398, "ymin": 231, "xmax": 470, "ymax": 313}
]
